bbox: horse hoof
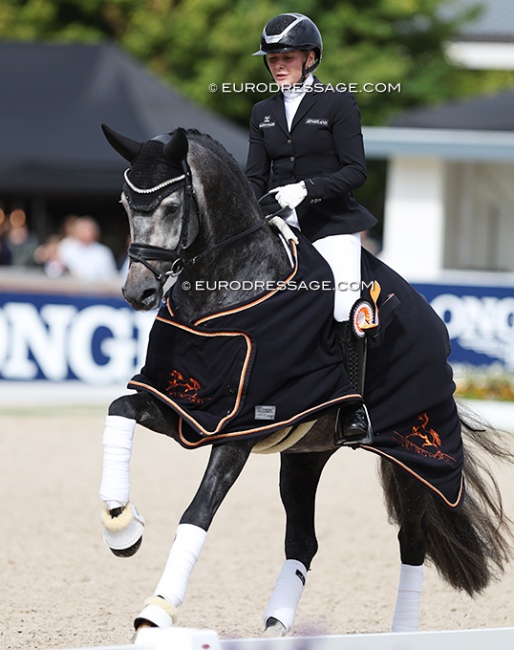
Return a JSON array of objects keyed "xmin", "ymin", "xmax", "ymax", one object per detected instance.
[
  {"xmin": 101, "ymin": 502, "xmax": 145, "ymax": 556},
  {"xmin": 131, "ymin": 620, "xmax": 156, "ymax": 643},
  {"xmin": 111, "ymin": 535, "xmax": 143, "ymax": 557},
  {"xmin": 262, "ymin": 617, "xmax": 287, "ymax": 637}
]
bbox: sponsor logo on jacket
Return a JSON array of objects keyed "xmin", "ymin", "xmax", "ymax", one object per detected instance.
[
  {"xmin": 259, "ymin": 115, "xmax": 276, "ymax": 128},
  {"xmin": 305, "ymin": 118, "xmax": 329, "ymax": 126}
]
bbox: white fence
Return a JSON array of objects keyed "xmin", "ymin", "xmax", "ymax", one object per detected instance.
[{"xmin": 54, "ymin": 626, "xmax": 514, "ymax": 650}]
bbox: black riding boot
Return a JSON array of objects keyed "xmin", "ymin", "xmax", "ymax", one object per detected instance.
[{"xmin": 334, "ymin": 321, "xmax": 373, "ymax": 447}]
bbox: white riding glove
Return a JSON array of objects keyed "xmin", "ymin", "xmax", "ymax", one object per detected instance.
[{"xmin": 270, "ymin": 182, "xmax": 307, "ymax": 210}]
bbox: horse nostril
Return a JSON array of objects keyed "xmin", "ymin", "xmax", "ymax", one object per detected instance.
[
  {"xmin": 141, "ymin": 288, "xmax": 157, "ymax": 304},
  {"xmin": 122, "ymin": 285, "xmax": 159, "ymax": 311}
]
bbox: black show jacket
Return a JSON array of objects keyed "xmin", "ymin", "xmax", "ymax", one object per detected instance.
[{"xmin": 246, "ymin": 78, "xmax": 377, "ymax": 242}]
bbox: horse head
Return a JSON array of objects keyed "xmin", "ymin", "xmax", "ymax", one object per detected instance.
[
  {"xmin": 104, "ymin": 125, "xmax": 289, "ymax": 318},
  {"xmin": 102, "ymin": 125, "xmax": 200, "ymax": 311}
]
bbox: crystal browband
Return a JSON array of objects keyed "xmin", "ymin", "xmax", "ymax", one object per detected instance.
[{"xmin": 123, "ymin": 169, "xmax": 186, "ymax": 194}]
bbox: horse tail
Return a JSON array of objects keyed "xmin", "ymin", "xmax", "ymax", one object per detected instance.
[{"xmin": 379, "ymin": 401, "xmax": 514, "ymax": 596}]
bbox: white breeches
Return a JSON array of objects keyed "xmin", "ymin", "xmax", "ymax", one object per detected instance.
[
  {"xmin": 282, "ymin": 210, "xmax": 362, "ymax": 322},
  {"xmin": 313, "ymin": 232, "xmax": 362, "ymax": 322}
]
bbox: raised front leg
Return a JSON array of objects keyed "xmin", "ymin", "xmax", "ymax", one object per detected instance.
[
  {"xmin": 99, "ymin": 392, "xmax": 178, "ymax": 556},
  {"xmin": 263, "ymin": 450, "xmax": 335, "ymax": 636},
  {"xmin": 135, "ymin": 438, "xmax": 255, "ymax": 630}
]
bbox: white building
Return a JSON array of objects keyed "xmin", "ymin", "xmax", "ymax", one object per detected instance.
[
  {"xmin": 363, "ymin": 0, "xmax": 514, "ymax": 284},
  {"xmin": 364, "ymin": 115, "xmax": 514, "ymax": 283}
]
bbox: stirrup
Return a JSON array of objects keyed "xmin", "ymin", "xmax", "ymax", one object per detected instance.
[{"xmin": 335, "ymin": 403, "xmax": 373, "ymax": 448}]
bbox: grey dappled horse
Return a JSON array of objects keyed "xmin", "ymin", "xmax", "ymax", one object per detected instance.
[{"xmin": 99, "ymin": 125, "xmax": 513, "ymax": 636}]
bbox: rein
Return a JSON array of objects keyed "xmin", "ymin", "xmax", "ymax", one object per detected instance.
[{"xmin": 128, "ymin": 219, "xmax": 269, "ymax": 282}]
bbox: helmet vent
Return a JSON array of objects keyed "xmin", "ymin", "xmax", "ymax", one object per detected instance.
[
  {"xmin": 266, "ymin": 14, "xmax": 297, "ymax": 36},
  {"xmin": 255, "ymin": 12, "xmax": 322, "ymax": 69}
]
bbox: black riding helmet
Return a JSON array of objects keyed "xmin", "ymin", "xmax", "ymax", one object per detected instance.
[{"xmin": 253, "ymin": 13, "xmax": 323, "ymax": 78}]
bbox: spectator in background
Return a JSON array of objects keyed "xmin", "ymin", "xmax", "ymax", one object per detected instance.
[
  {"xmin": 5, "ymin": 208, "xmax": 39, "ymax": 266},
  {"xmin": 57, "ymin": 215, "xmax": 118, "ymax": 281},
  {"xmin": 33, "ymin": 234, "xmax": 65, "ymax": 277},
  {"xmin": 34, "ymin": 214, "xmax": 81, "ymax": 277}
]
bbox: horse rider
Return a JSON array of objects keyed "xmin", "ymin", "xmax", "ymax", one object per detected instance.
[{"xmin": 246, "ymin": 12, "xmax": 377, "ymax": 445}]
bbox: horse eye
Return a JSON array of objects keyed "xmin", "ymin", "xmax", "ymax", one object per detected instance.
[{"xmin": 166, "ymin": 203, "xmax": 180, "ymax": 215}]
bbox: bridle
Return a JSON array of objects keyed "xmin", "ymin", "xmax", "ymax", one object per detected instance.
[
  {"xmin": 125, "ymin": 158, "xmax": 200, "ymax": 283},
  {"xmin": 125, "ymin": 162, "xmax": 283, "ymax": 286}
]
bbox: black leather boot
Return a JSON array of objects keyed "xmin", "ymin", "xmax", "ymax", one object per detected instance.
[
  {"xmin": 334, "ymin": 321, "xmax": 373, "ymax": 447},
  {"xmin": 337, "ymin": 403, "xmax": 370, "ymax": 439}
]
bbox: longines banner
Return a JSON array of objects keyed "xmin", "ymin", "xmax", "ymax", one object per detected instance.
[
  {"xmin": 0, "ymin": 281, "xmax": 513, "ymax": 385},
  {"xmin": 413, "ymin": 282, "xmax": 514, "ymax": 372},
  {"xmin": 0, "ymin": 290, "xmax": 154, "ymax": 385}
]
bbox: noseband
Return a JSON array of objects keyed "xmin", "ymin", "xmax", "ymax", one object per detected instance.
[{"xmin": 125, "ymin": 161, "xmax": 269, "ymax": 285}]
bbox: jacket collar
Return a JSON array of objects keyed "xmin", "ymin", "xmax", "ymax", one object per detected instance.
[{"xmin": 270, "ymin": 76, "xmax": 324, "ymax": 135}]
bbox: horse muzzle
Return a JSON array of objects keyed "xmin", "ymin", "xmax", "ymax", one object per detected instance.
[
  {"xmin": 123, "ymin": 241, "xmax": 183, "ymax": 311},
  {"xmin": 122, "ymin": 263, "xmax": 164, "ymax": 311}
]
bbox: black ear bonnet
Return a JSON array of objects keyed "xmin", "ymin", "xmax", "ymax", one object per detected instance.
[{"xmin": 123, "ymin": 132, "xmax": 191, "ymax": 212}]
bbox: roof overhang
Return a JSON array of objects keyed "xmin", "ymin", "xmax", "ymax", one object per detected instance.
[
  {"xmin": 445, "ymin": 40, "xmax": 514, "ymax": 69},
  {"xmin": 362, "ymin": 126, "xmax": 514, "ymax": 162}
]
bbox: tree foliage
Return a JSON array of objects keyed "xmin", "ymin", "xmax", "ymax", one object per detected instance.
[{"xmin": 2, "ymin": 0, "xmax": 513, "ymax": 128}]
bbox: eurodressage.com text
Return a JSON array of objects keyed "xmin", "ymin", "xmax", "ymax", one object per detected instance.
[
  {"xmin": 208, "ymin": 82, "xmax": 402, "ymax": 94},
  {"xmin": 181, "ymin": 280, "xmax": 376, "ymax": 292}
]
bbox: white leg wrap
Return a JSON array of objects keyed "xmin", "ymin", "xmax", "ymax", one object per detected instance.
[
  {"xmin": 154, "ymin": 524, "xmax": 207, "ymax": 608},
  {"xmin": 99, "ymin": 416, "xmax": 136, "ymax": 510},
  {"xmin": 392, "ymin": 563, "xmax": 424, "ymax": 632},
  {"xmin": 135, "ymin": 524, "xmax": 206, "ymax": 628},
  {"xmin": 263, "ymin": 559, "xmax": 307, "ymax": 633}
]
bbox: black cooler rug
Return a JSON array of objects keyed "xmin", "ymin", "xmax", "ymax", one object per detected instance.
[{"xmin": 129, "ymin": 233, "xmax": 464, "ymax": 509}]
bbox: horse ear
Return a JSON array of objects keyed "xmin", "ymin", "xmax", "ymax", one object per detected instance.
[
  {"xmin": 163, "ymin": 128, "xmax": 189, "ymax": 164},
  {"xmin": 101, "ymin": 124, "xmax": 142, "ymax": 162}
]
